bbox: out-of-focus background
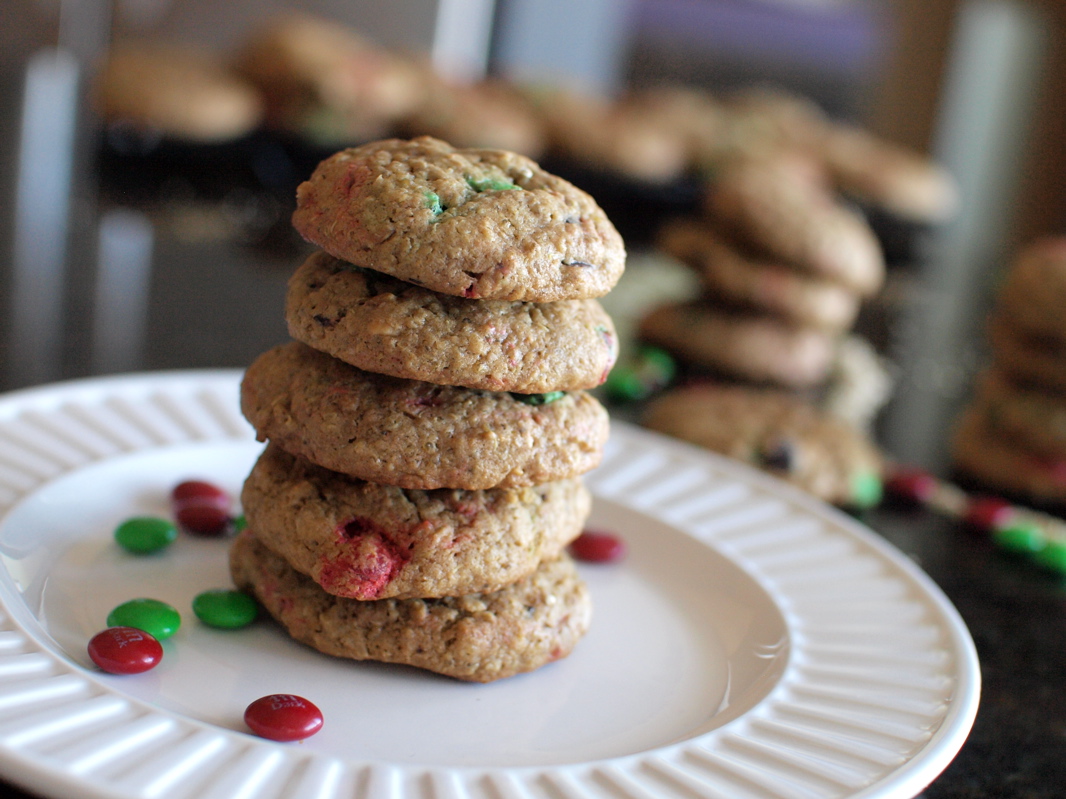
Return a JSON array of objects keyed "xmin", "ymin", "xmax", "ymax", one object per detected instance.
[{"xmin": 1, "ymin": 0, "xmax": 1065, "ymax": 473}]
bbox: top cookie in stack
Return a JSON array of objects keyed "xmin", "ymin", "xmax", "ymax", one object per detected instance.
[{"xmin": 232, "ymin": 137, "xmax": 625, "ymax": 682}]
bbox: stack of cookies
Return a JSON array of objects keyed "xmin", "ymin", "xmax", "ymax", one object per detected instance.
[
  {"xmin": 640, "ymin": 154, "xmax": 885, "ymax": 392},
  {"xmin": 635, "ymin": 154, "xmax": 888, "ymax": 509},
  {"xmin": 230, "ymin": 136, "xmax": 625, "ymax": 682},
  {"xmin": 952, "ymin": 238, "xmax": 1066, "ymax": 506}
]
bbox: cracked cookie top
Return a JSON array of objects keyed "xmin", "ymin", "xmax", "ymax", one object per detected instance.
[{"xmin": 291, "ymin": 136, "xmax": 626, "ymax": 301}]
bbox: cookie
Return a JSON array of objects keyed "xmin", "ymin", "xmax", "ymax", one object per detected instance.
[
  {"xmin": 526, "ymin": 86, "xmax": 690, "ymax": 184},
  {"xmin": 642, "ymin": 382, "xmax": 883, "ymax": 507},
  {"xmin": 95, "ymin": 42, "xmax": 263, "ymax": 142},
  {"xmin": 995, "ymin": 237, "xmax": 1066, "ymax": 343},
  {"xmin": 240, "ymin": 342, "xmax": 610, "ymax": 490},
  {"xmin": 291, "ymin": 136, "xmax": 626, "ymax": 301},
  {"xmin": 972, "ymin": 368, "xmax": 1066, "ymax": 459},
  {"xmin": 614, "ymin": 85, "xmax": 728, "ymax": 172},
  {"xmin": 230, "ymin": 528, "xmax": 592, "ymax": 682},
  {"xmin": 987, "ymin": 313, "xmax": 1066, "ymax": 394},
  {"xmin": 715, "ymin": 86, "xmax": 830, "ymax": 161},
  {"xmin": 639, "ymin": 300, "xmax": 837, "ymax": 389},
  {"xmin": 285, "ymin": 250, "xmax": 618, "ymax": 392},
  {"xmin": 396, "ymin": 74, "xmax": 547, "ymax": 158},
  {"xmin": 818, "ymin": 124, "xmax": 959, "ymax": 224},
  {"xmin": 951, "ymin": 406, "xmax": 1066, "ymax": 506},
  {"xmin": 704, "ymin": 155, "xmax": 884, "ymax": 296},
  {"xmin": 235, "ymin": 13, "xmax": 424, "ymax": 143},
  {"xmin": 657, "ymin": 217, "xmax": 861, "ymax": 330},
  {"xmin": 242, "ymin": 444, "xmax": 589, "ymax": 600}
]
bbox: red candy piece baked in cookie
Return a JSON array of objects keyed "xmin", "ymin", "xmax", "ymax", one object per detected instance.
[
  {"xmin": 241, "ymin": 444, "xmax": 590, "ymax": 600},
  {"xmin": 291, "ymin": 136, "xmax": 626, "ymax": 301}
]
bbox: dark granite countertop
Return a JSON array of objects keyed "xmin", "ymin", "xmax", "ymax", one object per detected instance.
[{"xmin": 865, "ymin": 504, "xmax": 1066, "ymax": 798}]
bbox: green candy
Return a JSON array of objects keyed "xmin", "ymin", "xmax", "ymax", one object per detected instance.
[
  {"xmin": 604, "ymin": 346, "xmax": 676, "ymax": 403},
  {"xmin": 424, "ymin": 191, "xmax": 444, "ymax": 215},
  {"xmin": 466, "ymin": 176, "xmax": 519, "ymax": 192},
  {"xmin": 850, "ymin": 472, "xmax": 884, "ymax": 510},
  {"xmin": 1032, "ymin": 540, "xmax": 1066, "ymax": 574},
  {"xmin": 511, "ymin": 391, "xmax": 565, "ymax": 406},
  {"xmin": 603, "ymin": 368, "xmax": 646, "ymax": 402},
  {"xmin": 114, "ymin": 517, "xmax": 178, "ymax": 555},
  {"xmin": 993, "ymin": 523, "xmax": 1046, "ymax": 554},
  {"xmin": 107, "ymin": 598, "xmax": 181, "ymax": 640},
  {"xmin": 233, "ymin": 514, "xmax": 248, "ymax": 532},
  {"xmin": 192, "ymin": 589, "xmax": 258, "ymax": 629}
]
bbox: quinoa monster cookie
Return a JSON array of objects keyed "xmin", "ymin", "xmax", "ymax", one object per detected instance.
[
  {"xmin": 285, "ymin": 250, "xmax": 618, "ymax": 392},
  {"xmin": 705, "ymin": 155, "xmax": 884, "ymax": 297},
  {"xmin": 995, "ymin": 237, "xmax": 1066, "ymax": 343},
  {"xmin": 242, "ymin": 444, "xmax": 590, "ymax": 600},
  {"xmin": 241, "ymin": 342, "xmax": 610, "ymax": 490},
  {"xmin": 230, "ymin": 529, "xmax": 592, "ymax": 683},
  {"xmin": 972, "ymin": 368, "xmax": 1066, "ymax": 459},
  {"xmin": 643, "ymin": 382, "xmax": 883, "ymax": 508},
  {"xmin": 639, "ymin": 300, "xmax": 838, "ymax": 389},
  {"xmin": 657, "ymin": 217, "xmax": 861, "ymax": 331},
  {"xmin": 291, "ymin": 136, "xmax": 626, "ymax": 301}
]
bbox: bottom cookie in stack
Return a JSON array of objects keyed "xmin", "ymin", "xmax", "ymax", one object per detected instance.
[{"xmin": 231, "ymin": 528, "xmax": 591, "ymax": 684}]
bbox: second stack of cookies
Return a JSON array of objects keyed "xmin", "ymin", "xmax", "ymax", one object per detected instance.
[
  {"xmin": 233, "ymin": 136, "xmax": 625, "ymax": 682},
  {"xmin": 640, "ymin": 154, "xmax": 885, "ymax": 393},
  {"xmin": 952, "ymin": 237, "xmax": 1066, "ymax": 507}
]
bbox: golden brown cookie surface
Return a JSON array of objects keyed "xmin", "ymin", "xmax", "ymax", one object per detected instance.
[
  {"xmin": 285, "ymin": 251, "xmax": 618, "ymax": 392},
  {"xmin": 639, "ymin": 300, "xmax": 837, "ymax": 389},
  {"xmin": 291, "ymin": 137, "xmax": 626, "ymax": 301},
  {"xmin": 241, "ymin": 444, "xmax": 589, "ymax": 600},
  {"xmin": 240, "ymin": 342, "xmax": 610, "ymax": 490},
  {"xmin": 657, "ymin": 217, "xmax": 860, "ymax": 331},
  {"xmin": 643, "ymin": 383, "xmax": 882, "ymax": 507}
]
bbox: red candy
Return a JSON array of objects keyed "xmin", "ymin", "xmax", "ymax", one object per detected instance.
[
  {"xmin": 569, "ymin": 529, "xmax": 627, "ymax": 563},
  {"xmin": 174, "ymin": 504, "xmax": 232, "ymax": 536},
  {"xmin": 171, "ymin": 480, "xmax": 232, "ymax": 536},
  {"xmin": 244, "ymin": 694, "xmax": 323, "ymax": 742},
  {"xmin": 885, "ymin": 468, "xmax": 938, "ymax": 504},
  {"xmin": 88, "ymin": 627, "xmax": 163, "ymax": 674},
  {"xmin": 964, "ymin": 497, "xmax": 1015, "ymax": 532}
]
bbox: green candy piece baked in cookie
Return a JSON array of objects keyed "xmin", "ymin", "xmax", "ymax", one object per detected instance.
[{"xmin": 240, "ymin": 342, "xmax": 611, "ymax": 491}]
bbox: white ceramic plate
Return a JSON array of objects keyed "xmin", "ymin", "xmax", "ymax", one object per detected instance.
[{"xmin": 0, "ymin": 371, "xmax": 979, "ymax": 799}]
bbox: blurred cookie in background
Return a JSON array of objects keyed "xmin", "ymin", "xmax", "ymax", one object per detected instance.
[
  {"xmin": 234, "ymin": 13, "xmax": 425, "ymax": 145},
  {"xmin": 642, "ymin": 381, "xmax": 883, "ymax": 509},
  {"xmin": 395, "ymin": 71, "xmax": 547, "ymax": 158},
  {"xmin": 656, "ymin": 216, "xmax": 862, "ymax": 332},
  {"xmin": 522, "ymin": 85, "xmax": 690, "ymax": 186},
  {"xmin": 639, "ymin": 300, "xmax": 838, "ymax": 390},
  {"xmin": 95, "ymin": 40, "xmax": 264, "ymax": 143}
]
